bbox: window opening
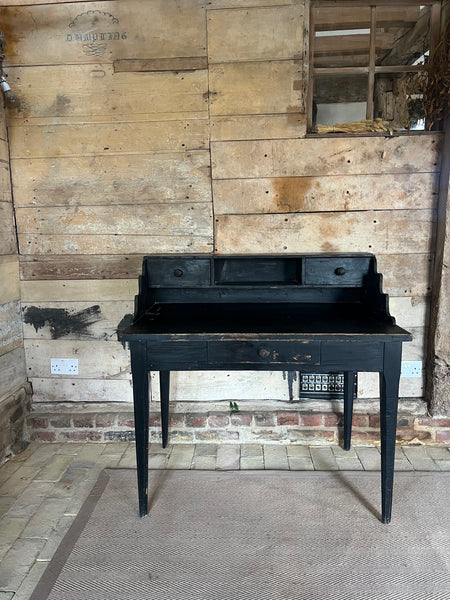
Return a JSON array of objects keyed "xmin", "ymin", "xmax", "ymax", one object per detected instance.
[{"xmin": 307, "ymin": 1, "xmax": 443, "ymax": 134}]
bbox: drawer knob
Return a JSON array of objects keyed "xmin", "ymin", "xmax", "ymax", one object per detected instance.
[
  {"xmin": 258, "ymin": 348, "xmax": 271, "ymax": 358},
  {"xmin": 335, "ymin": 267, "xmax": 346, "ymax": 276},
  {"xmin": 173, "ymin": 268, "xmax": 184, "ymax": 277}
]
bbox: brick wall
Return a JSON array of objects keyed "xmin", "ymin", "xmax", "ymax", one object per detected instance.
[
  {"xmin": 0, "ymin": 383, "xmax": 32, "ymax": 464},
  {"xmin": 27, "ymin": 405, "xmax": 450, "ymax": 446}
]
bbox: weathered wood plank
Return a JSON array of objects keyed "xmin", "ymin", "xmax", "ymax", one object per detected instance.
[
  {"xmin": 0, "ymin": 347, "xmax": 27, "ymax": 399},
  {"xmin": 0, "ymin": 202, "xmax": 17, "ymax": 255},
  {"xmin": 389, "ymin": 297, "xmax": 429, "ymax": 329},
  {"xmin": 213, "ymin": 173, "xmax": 438, "ymax": 214},
  {"xmin": 209, "ymin": 61, "xmax": 302, "ymax": 116},
  {"xmin": 0, "ymin": 161, "xmax": 12, "ymax": 202},
  {"xmin": 0, "ymin": 255, "xmax": 20, "ymax": 304},
  {"xmin": 207, "ymin": 0, "xmax": 300, "ymax": 7},
  {"xmin": 21, "ymin": 279, "xmax": 137, "ymax": 302},
  {"xmin": 207, "ymin": 5, "xmax": 303, "ymax": 63},
  {"xmin": 7, "ymin": 65, "xmax": 208, "ymax": 124},
  {"xmin": 24, "ymin": 339, "xmax": 130, "ymax": 379},
  {"xmin": 210, "ymin": 114, "xmax": 306, "ymax": 142},
  {"xmin": 19, "ymin": 233, "xmax": 213, "ymax": 255},
  {"xmin": 215, "ymin": 210, "xmax": 435, "ymax": 255},
  {"xmin": 211, "ymin": 134, "xmax": 442, "ymax": 179},
  {"xmin": 9, "ymin": 120, "xmax": 209, "ymax": 158},
  {"xmin": 376, "ymin": 254, "xmax": 433, "ymax": 298},
  {"xmin": 11, "ymin": 151, "xmax": 211, "ymax": 208},
  {"xmin": 0, "ymin": 0, "xmax": 206, "ymax": 67},
  {"xmin": 16, "ymin": 203, "xmax": 212, "ymax": 236},
  {"xmin": 18, "ymin": 253, "xmax": 432, "ymax": 298},
  {"xmin": 30, "ymin": 377, "xmax": 132, "ymax": 404},
  {"xmin": 114, "ymin": 57, "xmax": 208, "ymax": 72},
  {"xmin": 22, "ymin": 301, "xmax": 133, "ymax": 341},
  {"xmin": 0, "ymin": 301, "xmax": 23, "ymax": 357},
  {"xmin": 19, "ymin": 254, "xmax": 146, "ymax": 281}
]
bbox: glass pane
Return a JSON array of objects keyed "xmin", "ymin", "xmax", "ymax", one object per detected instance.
[
  {"xmin": 313, "ymin": 74, "xmax": 368, "ymax": 132},
  {"xmin": 313, "ymin": 6, "xmax": 371, "ymax": 68},
  {"xmin": 375, "ymin": 5, "xmax": 432, "ymax": 66},
  {"xmin": 373, "ymin": 72, "xmax": 426, "ymax": 130}
]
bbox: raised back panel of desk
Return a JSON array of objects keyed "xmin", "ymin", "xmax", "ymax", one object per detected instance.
[{"xmin": 134, "ymin": 254, "xmax": 392, "ymax": 324}]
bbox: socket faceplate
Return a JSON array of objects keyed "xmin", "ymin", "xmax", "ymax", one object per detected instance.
[
  {"xmin": 401, "ymin": 361, "xmax": 422, "ymax": 378},
  {"xmin": 51, "ymin": 358, "xmax": 79, "ymax": 375}
]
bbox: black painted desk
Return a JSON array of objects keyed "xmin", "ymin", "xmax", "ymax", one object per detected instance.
[{"xmin": 119, "ymin": 254, "xmax": 411, "ymax": 523}]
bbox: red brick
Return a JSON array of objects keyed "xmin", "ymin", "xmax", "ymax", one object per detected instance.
[
  {"xmin": 230, "ymin": 413, "xmax": 252, "ymax": 426},
  {"xmin": 117, "ymin": 413, "xmax": 135, "ymax": 427},
  {"xmin": 352, "ymin": 414, "xmax": 369, "ymax": 428},
  {"xmin": 148, "ymin": 415, "xmax": 160, "ymax": 427},
  {"xmin": 369, "ymin": 415, "xmax": 380, "ymax": 428},
  {"xmin": 95, "ymin": 414, "xmax": 116, "ymax": 428},
  {"xmin": 208, "ymin": 415, "xmax": 230, "ymax": 428},
  {"xmin": 73, "ymin": 415, "xmax": 94, "ymax": 428},
  {"xmin": 352, "ymin": 431, "xmax": 382, "ymax": 443},
  {"xmin": 186, "ymin": 415, "xmax": 207, "ymax": 428},
  {"xmin": 30, "ymin": 430, "xmax": 56, "ymax": 442},
  {"xmin": 323, "ymin": 413, "xmax": 341, "ymax": 427},
  {"xmin": 58, "ymin": 430, "xmax": 102, "ymax": 442},
  {"xmin": 28, "ymin": 417, "xmax": 49, "ymax": 429},
  {"xmin": 49, "ymin": 416, "xmax": 72, "ymax": 428},
  {"xmin": 417, "ymin": 417, "xmax": 450, "ymax": 428},
  {"xmin": 396, "ymin": 429, "xmax": 432, "ymax": 443},
  {"xmin": 299, "ymin": 414, "xmax": 322, "ymax": 427},
  {"xmin": 436, "ymin": 430, "xmax": 450, "ymax": 443},
  {"xmin": 169, "ymin": 414, "xmax": 184, "ymax": 427},
  {"xmin": 277, "ymin": 413, "xmax": 299, "ymax": 426},
  {"xmin": 254, "ymin": 413, "xmax": 276, "ymax": 427}
]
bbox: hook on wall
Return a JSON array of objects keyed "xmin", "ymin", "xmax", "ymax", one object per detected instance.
[{"xmin": 0, "ymin": 31, "xmax": 20, "ymax": 109}]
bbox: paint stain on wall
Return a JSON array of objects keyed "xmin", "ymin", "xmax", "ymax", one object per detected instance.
[{"xmin": 23, "ymin": 305, "xmax": 101, "ymax": 339}]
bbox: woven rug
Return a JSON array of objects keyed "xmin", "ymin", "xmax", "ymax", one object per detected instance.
[{"xmin": 31, "ymin": 469, "xmax": 450, "ymax": 600}]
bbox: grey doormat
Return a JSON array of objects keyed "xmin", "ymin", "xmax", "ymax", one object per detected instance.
[{"xmin": 31, "ymin": 469, "xmax": 450, "ymax": 600}]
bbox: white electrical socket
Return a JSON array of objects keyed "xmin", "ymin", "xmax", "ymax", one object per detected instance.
[
  {"xmin": 401, "ymin": 361, "xmax": 422, "ymax": 378},
  {"xmin": 51, "ymin": 358, "xmax": 79, "ymax": 375}
]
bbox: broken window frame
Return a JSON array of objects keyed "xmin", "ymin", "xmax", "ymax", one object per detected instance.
[{"xmin": 306, "ymin": 0, "xmax": 443, "ymax": 134}]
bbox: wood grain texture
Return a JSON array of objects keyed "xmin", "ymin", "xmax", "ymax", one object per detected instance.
[
  {"xmin": 24, "ymin": 339, "xmax": 130, "ymax": 379},
  {"xmin": 0, "ymin": 202, "xmax": 17, "ymax": 255},
  {"xmin": 209, "ymin": 61, "xmax": 302, "ymax": 116},
  {"xmin": 22, "ymin": 300, "xmax": 133, "ymax": 341},
  {"xmin": 211, "ymin": 135, "xmax": 442, "ymax": 179},
  {"xmin": 114, "ymin": 57, "xmax": 208, "ymax": 72},
  {"xmin": 213, "ymin": 173, "xmax": 438, "ymax": 214},
  {"xmin": 0, "ymin": 0, "xmax": 206, "ymax": 66},
  {"xmin": 21, "ymin": 279, "xmax": 137, "ymax": 302},
  {"xmin": 0, "ymin": 256, "xmax": 20, "ymax": 303},
  {"xmin": 0, "ymin": 301, "xmax": 23, "ymax": 357},
  {"xmin": 0, "ymin": 347, "xmax": 27, "ymax": 399},
  {"xmin": 207, "ymin": 5, "xmax": 304, "ymax": 63},
  {"xmin": 7, "ymin": 65, "xmax": 208, "ymax": 125},
  {"xmin": 30, "ymin": 377, "xmax": 132, "ymax": 404},
  {"xmin": 11, "ymin": 151, "xmax": 211, "ymax": 207},
  {"xmin": 210, "ymin": 114, "xmax": 306, "ymax": 141},
  {"xmin": 9, "ymin": 120, "xmax": 209, "ymax": 158},
  {"xmin": 215, "ymin": 210, "xmax": 435, "ymax": 255}
]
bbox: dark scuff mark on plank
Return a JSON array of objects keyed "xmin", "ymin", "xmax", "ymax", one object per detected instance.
[{"xmin": 23, "ymin": 305, "xmax": 101, "ymax": 339}]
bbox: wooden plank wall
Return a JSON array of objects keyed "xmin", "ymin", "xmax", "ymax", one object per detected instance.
[
  {"xmin": 0, "ymin": 100, "xmax": 27, "ymax": 398},
  {"xmin": 0, "ymin": 0, "xmax": 442, "ymax": 406}
]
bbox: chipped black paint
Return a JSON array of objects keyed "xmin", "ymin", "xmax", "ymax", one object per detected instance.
[
  {"xmin": 282, "ymin": 371, "xmax": 298, "ymax": 402},
  {"xmin": 117, "ymin": 313, "xmax": 134, "ymax": 349},
  {"xmin": 23, "ymin": 305, "xmax": 101, "ymax": 339}
]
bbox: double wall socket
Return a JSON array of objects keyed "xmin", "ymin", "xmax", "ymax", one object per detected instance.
[
  {"xmin": 51, "ymin": 358, "xmax": 79, "ymax": 375},
  {"xmin": 401, "ymin": 361, "xmax": 422, "ymax": 378}
]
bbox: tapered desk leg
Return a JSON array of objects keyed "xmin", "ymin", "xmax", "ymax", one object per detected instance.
[
  {"xmin": 160, "ymin": 371, "xmax": 170, "ymax": 449},
  {"xmin": 130, "ymin": 341, "xmax": 149, "ymax": 517},
  {"xmin": 343, "ymin": 371, "xmax": 355, "ymax": 451},
  {"xmin": 379, "ymin": 342, "xmax": 402, "ymax": 524}
]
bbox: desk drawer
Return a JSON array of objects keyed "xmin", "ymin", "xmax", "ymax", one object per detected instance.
[
  {"xmin": 304, "ymin": 257, "xmax": 371, "ymax": 286},
  {"xmin": 146, "ymin": 258, "xmax": 211, "ymax": 287},
  {"xmin": 208, "ymin": 341, "xmax": 320, "ymax": 365}
]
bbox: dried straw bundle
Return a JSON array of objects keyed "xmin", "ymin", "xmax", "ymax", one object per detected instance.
[{"xmin": 316, "ymin": 118, "xmax": 392, "ymax": 134}]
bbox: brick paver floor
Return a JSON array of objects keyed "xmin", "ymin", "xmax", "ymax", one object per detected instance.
[{"xmin": 0, "ymin": 442, "xmax": 449, "ymax": 599}]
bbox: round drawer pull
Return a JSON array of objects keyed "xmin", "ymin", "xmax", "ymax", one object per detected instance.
[
  {"xmin": 173, "ymin": 268, "xmax": 184, "ymax": 277},
  {"xmin": 258, "ymin": 348, "xmax": 271, "ymax": 358},
  {"xmin": 335, "ymin": 267, "xmax": 346, "ymax": 276}
]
